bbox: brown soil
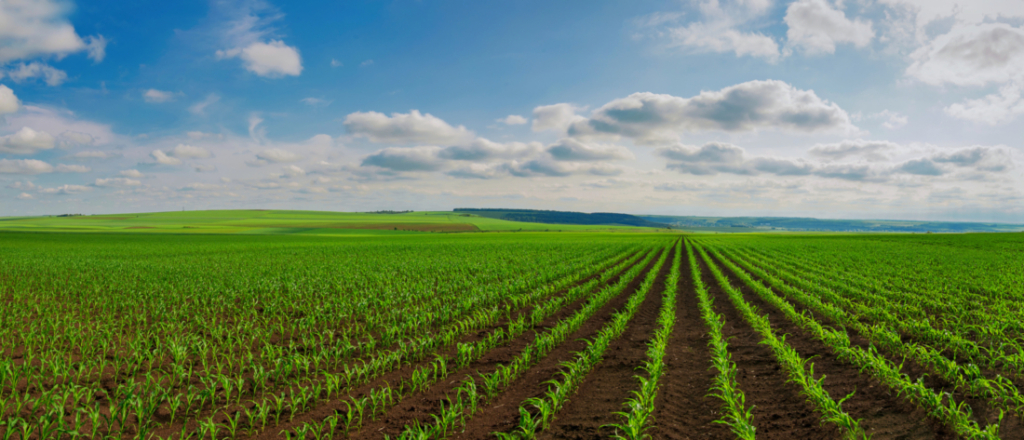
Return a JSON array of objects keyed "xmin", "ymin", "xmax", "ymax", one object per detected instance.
[
  {"xmin": 650, "ymin": 249, "xmax": 730, "ymax": 440},
  {"xmin": 446, "ymin": 249, "xmax": 664, "ymax": 439},
  {"xmin": 537, "ymin": 246, "xmax": 672, "ymax": 439},
  {"xmin": 697, "ymin": 254, "xmax": 841, "ymax": 440},
  {"xmin": 717, "ymin": 249, "xmax": 1024, "ymax": 438},
  {"xmin": 707, "ymin": 251, "xmax": 951, "ymax": 439},
  {"xmin": 239, "ymin": 250, "xmax": 655, "ymax": 440}
]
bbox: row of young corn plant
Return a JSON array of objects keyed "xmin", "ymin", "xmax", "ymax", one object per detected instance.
[
  {"xmin": 718, "ymin": 244, "xmax": 1024, "ymax": 422},
  {"xmin": 162, "ymin": 247, "xmax": 653, "ymax": 440},
  {"xmin": 273, "ymin": 248, "xmax": 657, "ymax": 440},
  {"xmin": 731, "ymin": 239, "xmax": 1024, "ymax": 351},
  {"xmin": 380, "ymin": 246, "xmax": 669, "ymax": 439},
  {"xmin": 693, "ymin": 243, "xmax": 867, "ymax": 439},
  {"xmin": 605, "ymin": 240, "xmax": 682, "ymax": 440},
  {"xmin": 495, "ymin": 245, "xmax": 671, "ymax": 439},
  {"xmin": 732, "ymin": 243, "xmax": 1024, "ymax": 379},
  {"xmin": 683, "ymin": 240, "xmax": 755, "ymax": 440},
  {"xmin": 0, "ymin": 242, "xmax": 651, "ymax": 437},
  {"xmin": 693, "ymin": 241, "xmax": 1002, "ymax": 439}
]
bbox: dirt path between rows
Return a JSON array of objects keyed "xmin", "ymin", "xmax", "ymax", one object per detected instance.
[
  {"xmin": 448, "ymin": 249, "xmax": 665, "ymax": 440},
  {"xmin": 538, "ymin": 246, "xmax": 673, "ymax": 439},
  {"xmin": 697, "ymin": 255, "xmax": 840, "ymax": 440},
  {"xmin": 707, "ymin": 251, "xmax": 950, "ymax": 440},
  {"xmin": 650, "ymin": 247, "xmax": 729, "ymax": 440}
]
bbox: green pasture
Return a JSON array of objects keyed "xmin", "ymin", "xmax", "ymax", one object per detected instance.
[{"xmin": 0, "ymin": 210, "xmax": 665, "ymax": 235}]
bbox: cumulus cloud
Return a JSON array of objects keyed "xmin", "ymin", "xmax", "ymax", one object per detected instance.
[
  {"xmin": 647, "ymin": 0, "xmax": 780, "ymax": 61},
  {"xmin": 931, "ymin": 146, "xmax": 1012, "ymax": 172},
  {"xmin": 660, "ymin": 142, "xmax": 875, "ymax": 180},
  {"xmin": 120, "ymin": 169, "xmax": 143, "ymax": 178},
  {"xmin": 16, "ymin": 192, "xmax": 32, "ymax": 200},
  {"xmin": 784, "ymin": 0, "xmax": 874, "ymax": 55},
  {"xmin": 0, "ymin": 0, "xmax": 102, "ymax": 63},
  {"xmin": 95, "ymin": 177, "xmax": 140, "ymax": 187},
  {"xmin": 497, "ymin": 115, "xmax": 528, "ymax": 125},
  {"xmin": 907, "ymin": 23, "xmax": 1024, "ymax": 87},
  {"xmin": 361, "ymin": 146, "xmax": 444, "ymax": 172},
  {"xmin": 255, "ymin": 148, "xmax": 301, "ymax": 163},
  {"xmin": 151, "ymin": 150, "xmax": 182, "ymax": 166},
  {"xmin": 567, "ymin": 80, "xmax": 853, "ymax": 143},
  {"xmin": 218, "ymin": 40, "xmax": 303, "ymax": 77},
  {"xmin": 5, "ymin": 62, "xmax": 68, "ymax": 86},
  {"xmin": 436, "ymin": 138, "xmax": 540, "ymax": 161},
  {"xmin": 344, "ymin": 110, "xmax": 473, "ymax": 145},
  {"xmin": 546, "ymin": 139, "xmax": 635, "ymax": 161},
  {"xmin": 169, "ymin": 144, "xmax": 212, "ymax": 159},
  {"xmin": 532, "ymin": 103, "xmax": 585, "ymax": 132},
  {"xmin": 0, "ymin": 158, "xmax": 52, "ymax": 174},
  {"xmin": 71, "ymin": 150, "xmax": 120, "ymax": 160},
  {"xmin": 944, "ymin": 82, "xmax": 1024, "ymax": 125},
  {"xmin": 0, "ymin": 85, "xmax": 19, "ymax": 114},
  {"xmin": 809, "ymin": 139, "xmax": 899, "ymax": 161},
  {"xmin": 446, "ymin": 163, "xmax": 509, "ymax": 179},
  {"xmin": 144, "ymin": 89, "xmax": 175, "ymax": 103},
  {"xmin": 55, "ymin": 163, "xmax": 89, "ymax": 173},
  {"xmin": 895, "ymin": 158, "xmax": 944, "ymax": 176},
  {"xmin": 0, "ymin": 127, "xmax": 56, "ymax": 154},
  {"xmin": 39, "ymin": 184, "xmax": 90, "ymax": 195},
  {"xmin": 57, "ymin": 131, "xmax": 95, "ymax": 148},
  {"xmin": 84, "ymin": 35, "xmax": 106, "ymax": 62}
]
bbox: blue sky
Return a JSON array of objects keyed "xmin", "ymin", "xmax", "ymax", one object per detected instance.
[{"xmin": 2, "ymin": 0, "xmax": 1022, "ymax": 222}]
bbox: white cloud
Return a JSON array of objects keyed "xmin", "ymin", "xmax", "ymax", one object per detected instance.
[
  {"xmin": 144, "ymin": 89, "xmax": 175, "ymax": 103},
  {"xmin": 3, "ymin": 106, "xmax": 117, "ymax": 146},
  {"xmin": 170, "ymin": 144, "xmax": 212, "ymax": 159},
  {"xmin": 219, "ymin": 40, "xmax": 303, "ymax": 77},
  {"xmin": 669, "ymin": 22, "xmax": 780, "ymax": 61},
  {"xmin": 300, "ymin": 97, "xmax": 330, "ymax": 106},
  {"xmin": 784, "ymin": 0, "xmax": 874, "ymax": 55},
  {"xmin": 256, "ymin": 148, "xmax": 301, "ymax": 163},
  {"xmin": 39, "ymin": 184, "xmax": 90, "ymax": 195},
  {"xmin": 344, "ymin": 110, "xmax": 473, "ymax": 144},
  {"xmin": 437, "ymin": 138, "xmax": 541, "ymax": 161},
  {"xmin": 0, "ymin": 127, "xmax": 56, "ymax": 154},
  {"xmin": 84, "ymin": 35, "xmax": 107, "ymax": 62},
  {"xmin": 6, "ymin": 181, "xmax": 34, "ymax": 190},
  {"xmin": 0, "ymin": 0, "xmax": 102, "ymax": 63},
  {"xmin": 16, "ymin": 192, "xmax": 32, "ymax": 200},
  {"xmin": 809, "ymin": 139, "xmax": 899, "ymax": 161},
  {"xmin": 5, "ymin": 62, "xmax": 68, "ymax": 86},
  {"xmin": 95, "ymin": 177, "xmax": 140, "ymax": 187},
  {"xmin": 151, "ymin": 150, "xmax": 182, "ymax": 166},
  {"xmin": 189, "ymin": 94, "xmax": 220, "ymax": 116},
  {"xmin": 532, "ymin": 103, "xmax": 585, "ymax": 132},
  {"xmin": 644, "ymin": 0, "xmax": 780, "ymax": 61},
  {"xmin": 71, "ymin": 150, "xmax": 120, "ymax": 160},
  {"xmin": 877, "ymin": 110, "xmax": 908, "ymax": 129},
  {"xmin": 497, "ymin": 115, "xmax": 528, "ymax": 125},
  {"xmin": 944, "ymin": 82, "xmax": 1024, "ymax": 125},
  {"xmin": 330, "ymin": 59, "xmax": 342, "ymax": 67},
  {"xmin": 360, "ymin": 59, "xmax": 374, "ymax": 67},
  {"xmin": 907, "ymin": 23, "xmax": 1024, "ymax": 87},
  {"xmin": 0, "ymin": 158, "xmax": 52, "ymax": 174},
  {"xmin": 0, "ymin": 84, "xmax": 19, "ymax": 114},
  {"xmin": 55, "ymin": 164, "xmax": 89, "ymax": 173},
  {"xmin": 282, "ymin": 164, "xmax": 305, "ymax": 177},
  {"xmin": 568, "ymin": 80, "xmax": 854, "ymax": 143},
  {"xmin": 546, "ymin": 139, "xmax": 635, "ymax": 161},
  {"xmin": 58, "ymin": 131, "xmax": 95, "ymax": 148},
  {"xmin": 361, "ymin": 146, "xmax": 444, "ymax": 172},
  {"xmin": 120, "ymin": 169, "xmax": 143, "ymax": 178}
]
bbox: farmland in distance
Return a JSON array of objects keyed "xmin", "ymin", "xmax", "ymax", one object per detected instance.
[{"xmin": 2, "ymin": 224, "xmax": 1024, "ymax": 439}]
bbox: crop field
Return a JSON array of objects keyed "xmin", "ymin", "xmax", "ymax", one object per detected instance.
[{"xmin": 2, "ymin": 230, "xmax": 1024, "ymax": 439}]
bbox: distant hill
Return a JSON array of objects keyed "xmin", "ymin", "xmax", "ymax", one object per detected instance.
[
  {"xmin": 454, "ymin": 208, "xmax": 672, "ymax": 228},
  {"xmin": 639, "ymin": 215, "xmax": 1024, "ymax": 233}
]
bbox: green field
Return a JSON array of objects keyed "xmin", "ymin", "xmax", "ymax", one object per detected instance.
[
  {"xmin": 3, "ymin": 228, "xmax": 1024, "ymax": 439},
  {"xmin": 0, "ymin": 210, "xmax": 665, "ymax": 235}
]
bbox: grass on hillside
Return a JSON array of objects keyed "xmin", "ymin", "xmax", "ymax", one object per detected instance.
[{"xmin": 0, "ymin": 210, "xmax": 669, "ymax": 235}]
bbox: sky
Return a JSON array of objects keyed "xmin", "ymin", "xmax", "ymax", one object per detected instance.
[{"xmin": 1, "ymin": 0, "xmax": 1022, "ymax": 222}]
